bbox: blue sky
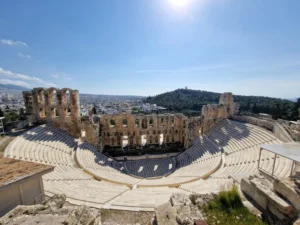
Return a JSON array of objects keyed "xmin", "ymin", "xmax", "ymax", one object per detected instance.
[{"xmin": 0, "ymin": 0, "xmax": 300, "ymax": 98}]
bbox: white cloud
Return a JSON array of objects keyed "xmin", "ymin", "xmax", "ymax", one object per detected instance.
[
  {"xmin": 0, "ymin": 67, "xmax": 56, "ymax": 87},
  {"xmin": 18, "ymin": 52, "xmax": 31, "ymax": 59},
  {"xmin": 50, "ymin": 73, "xmax": 71, "ymax": 80},
  {"xmin": 0, "ymin": 79, "xmax": 31, "ymax": 88},
  {"xmin": 0, "ymin": 39, "xmax": 28, "ymax": 47}
]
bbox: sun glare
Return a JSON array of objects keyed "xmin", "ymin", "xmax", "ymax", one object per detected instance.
[{"xmin": 168, "ymin": 0, "xmax": 190, "ymax": 7}]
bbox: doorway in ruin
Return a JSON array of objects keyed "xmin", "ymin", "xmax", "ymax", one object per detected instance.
[
  {"xmin": 142, "ymin": 119, "xmax": 147, "ymax": 129},
  {"xmin": 66, "ymin": 90, "xmax": 70, "ymax": 104},
  {"xmin": 159, "ymin": 134, "xmax": 164, "ymax": 145},
  {"xmin": 141, "ymin": 135, "xmax": 147, "ymax": 146},
  {"xmin": 122, "ymin": 136, "xmax": 129, "ymax": 148},
  {"xmin": 52, "ymin": 89, "xmax": 57, "ymax": 104}
]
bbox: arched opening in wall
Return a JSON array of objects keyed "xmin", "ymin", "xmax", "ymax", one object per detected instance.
[
  {"xmin": 110, "ymin": 119, "xmax": 115, "ymax": 128},
  {"xmin": 122, "ymin": 136, "xmax": 128, "ymax": 148},
  {"xmin": 182, "ymin": 136, "xmax": 185, "ymax": 145},
  {"xmin": 135, "ymin": 119, "xmax": 139, "ymax": 128},
  {"xmin": 171, "ymin": 117, "xmax": 175, "ymax": 124},
  {"xmin": 65, "ymin": 107, "xmax": 71, "ymax": 117},
  {"xmin": 142, "ymin": 119, "xmax": 147, "ymax": 129},
  {"xmin": 149, "ymin": 118, "xmax": 154, "ymax": 127},
  {"xmin": 122, "ymin": 119, "xmax": 128, "ymax": 127},
  {"xmin": 199, "ymin": 127, "xmax": 203, "ymax": 135},
  {"xmin": 141, "ymin": 135, "xmax": 147, "ymax": 146},
  {"xmin": 166, "ymin": 136, "xmax": 170, "ymax": 143},
  {"xmin": 51, "ymin": 108, "xmax": 59, "ymax": 117},
  {"xmin": 149, "ymin": 136, "xmax": 153, "ymax": 144},
  {"xmin": 66, "ymin": 90, "xmax": 70, "ymax": 104},
  {"xmin": 39, "ymin": 108, "xmax": 46, "ymax": 118},
  {"xmin": 38, "ymin": 90, "xmax": 45, "ymax": 104},
  {"xmin": 52, "ymin": 90, "xmax": 57, "ymax": 104},
  {"xmin": 159, "ymin": 134, "xmax": 164, "ymax": 145},
  {"xmin": 160, "ymin": 118, "xmax": 164, "ymax": 126}
]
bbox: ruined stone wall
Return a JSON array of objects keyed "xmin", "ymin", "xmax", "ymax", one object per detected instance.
[
  {"xmin": 232, "ymin": 115, "xmax": 274, "ymax": 131},
  {"xmin": 23, "ymin": 87, "xmax": 81, "ymax": 138},
  {"xmin": 200, "ymin": 92, "xmax": 238, "ymax": 133},
  {"xmin": 23, "ymin": 89, "xmax": 241, "ymax": 151},
  {"xmin": 100, "ymin": 113, "xmax": 188, "ymax": 148}
]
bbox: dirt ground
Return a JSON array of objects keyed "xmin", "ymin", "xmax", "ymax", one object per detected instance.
[{"xmin": 0, "ymin": 158, "xmax": 53, "ymax": 187}]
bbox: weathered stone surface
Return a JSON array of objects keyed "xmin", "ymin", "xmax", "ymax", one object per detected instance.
[
  {"xmin": 43, "ymin": 194, "xmax": 66, "ymax": 211},
  {"xmin": 274, "ymin": 178, "xmax": 300, "ymax": 211},
  {"xmin": 250, "ymin": 178, "xmax": 293, "ymax": 214},
  {"xmin": 189, "ymin": 194, "xmax": 214, "ymax": 207},
  {"xmin": 171, "ymin": 193, "xmax": 191, "ymax": 207},
  {"xmin": 63, "ymin": 205, "xmax": 101, "ymax": 225},
  {"xmin": 176, "ymin": 205, "xmax": 203, "ymax": 225},
  {"xmin": 0, "ymin": 204, "xmax": 48, "ymax": 224},
  {"xmin": 155, "ymin": 202, "xmax": 177, "ymax": 225}
]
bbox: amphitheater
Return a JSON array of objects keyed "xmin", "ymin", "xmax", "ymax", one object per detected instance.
[
  {"xmin": 2, "ymin": 88, "xmax": 297, "ymax": 215},
  {"xmin": 4, "ymin": 118, "xmax": 293, "ymax": 212}
]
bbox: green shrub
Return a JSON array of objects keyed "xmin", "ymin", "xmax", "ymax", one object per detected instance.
[{"xmin": 203, "ymin": 186, "xmax": 268, "ymax": 225}]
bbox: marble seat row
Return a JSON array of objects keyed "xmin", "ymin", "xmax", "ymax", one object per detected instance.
[
  {"xmin": 4, "ymin": 125, "xmax": 92, "ymax": 181},
  {"xmin": 206, "ymin": 120, "xmax": 293, "ymax": 180},
  {"xmin": 76, "ymin": 142, "xmax": 142, "ymax": 185},
  {"xmin": 106, "ymin": 187, "xmax": 189, "ymax": 211},
  {"xmin": 44, "ymin": 180, "xmax": 130, "ymax": 209}
]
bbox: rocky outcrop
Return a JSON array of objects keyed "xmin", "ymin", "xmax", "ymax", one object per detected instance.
[
  {"xmin": 63, "ymin": 205, "xmax": 101, "ymax": 225},
  {"xmin": 156, "ymin": 193, "xmax": 209, "ymax": 225},
  {"xmin": 273, "ymin": 178, "xmax": 300, "ymax": 211},
  {"xmin": 241, "ymin": 176, "xmax": 300, "ymax": 225},
  {"xmin": 0, "ymin": 194, "xmax": 101, "ymax": 225}
]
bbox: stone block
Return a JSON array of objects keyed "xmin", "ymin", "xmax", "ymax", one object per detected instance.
[
  {"xmin": 251, "ymin": 178, "xmax": 293, "ymax": 214},
  {"xmin": 274, "ymin": 178, "xmax": 300, "ymax": 211}
]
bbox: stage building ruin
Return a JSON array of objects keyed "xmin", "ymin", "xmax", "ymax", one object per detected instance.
[{"xmin": 23, "ymin": 88, "xmax": 238, "ymax": 153}]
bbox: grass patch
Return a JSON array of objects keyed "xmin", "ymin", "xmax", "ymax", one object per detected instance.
[{"xmin": 201, "ymin": 186, "xmax": 268, "ymax": 225}]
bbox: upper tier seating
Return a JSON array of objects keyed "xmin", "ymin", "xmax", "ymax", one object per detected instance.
[
  {"xmin": 4, "ymin": 125, "xmax": 92, "ymax": 181},
  {"xmin": 206, "ymin": 119, "xmax": 293, "ymax": 180}
]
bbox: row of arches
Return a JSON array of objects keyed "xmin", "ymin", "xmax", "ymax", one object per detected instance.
[
  {"xmin": 104, "ymin": 128, "xmax": 181, "ymax": 138},
  {"xmin": 39, "ymin": 107, "xmax": 71, "ymax": 118},
  {"xmin": 111, "ymin": 134, "xmax": 166, "ymax": 147},
  {"xmin": 36, "ymin": 88, "xmax": 74, "ymax": 105},
  {"xmin": 109, "ymin": 117, "xmax": 178, "ymax": 129}
]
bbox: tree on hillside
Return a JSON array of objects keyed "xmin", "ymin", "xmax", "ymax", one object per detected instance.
[
  {"xmin": 291, "ymin": 98, "xmax": 300, "ymax": 120},
  {"xmin": 252, "ymin": 103, "xmax": 260, "ymax": 114}
]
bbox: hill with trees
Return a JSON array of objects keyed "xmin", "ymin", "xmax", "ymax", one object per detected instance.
[{"xmin": 144, "ymin": 89, "xmax": 300, "ymax": 120}]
